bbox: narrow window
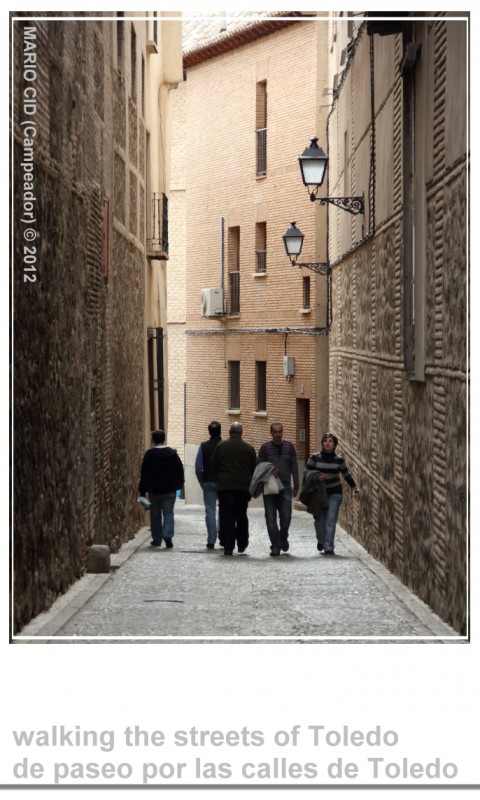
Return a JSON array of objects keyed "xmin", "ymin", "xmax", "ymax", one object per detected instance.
[
  {"xmin": 402, "ymin": 31, "xmax": 425, "ymax": 380},
  {"xmin": 228, "ymin": 361, "xmax": 240, "ymax": 409},
  {"xmin": 228, "ymin": 226, "xmax": 240, "ymax": 313},
  {"xmin": 303, "ymin": 275, "xmax": 311, "ymax": 309},
  {"xmin": 141, "ymin": 54, "xmax": 145, "ymax": 116},
  {"xmin": 256, "ymin": 361, "xmax": 267, "ymax": 411},
  {"xmin": 131, "ymin": 24, "xmax": 137, "ymax": 102},
  {"xmin": 102, "ymin": 198, "xmax": 110, "ymax": 280},
  {"xmin": 153, "ymin": 11, "xmax": 158, "ymax": 45},
  {"xmin": 116, "ymin": 13, "xmax": 124, "ymax": 72},
  {"xmin": 256, "ymin": 81, "xmax": 267, "ymax": 175},
  {"xmin": 255, "ymin": 222, "xmax": 267, "ymax": 273}
]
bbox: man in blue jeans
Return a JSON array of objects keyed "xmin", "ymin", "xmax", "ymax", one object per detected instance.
[
  {"xmin": 257, "ymin": 422, "xmax": 299, "ymax": 556},
  {"xmin": 138, "ymin": 430, "xmax": 184, "ymax": 548},
  {"xmin": 195, "ymin": 421, "xmax": 222, "ymax": 549}
]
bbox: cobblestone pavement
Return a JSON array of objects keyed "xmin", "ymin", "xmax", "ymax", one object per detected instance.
[{"xmin": 17, "ymin": 503, "xmax": 461, "ymax": 643}]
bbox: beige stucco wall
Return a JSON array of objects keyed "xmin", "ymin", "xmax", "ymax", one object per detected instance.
[{"xmin": 143, "ymin": 14, "xmax": 182, "ymax": 448}]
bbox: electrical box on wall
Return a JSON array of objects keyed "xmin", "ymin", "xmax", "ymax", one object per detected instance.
[
  {"xmin": 201, "ymin": 288, "xmax": 224, "ymax": 317},
  {"xmin": 283, "ymin": 356, "xmax": 295, "ymax": 377}
]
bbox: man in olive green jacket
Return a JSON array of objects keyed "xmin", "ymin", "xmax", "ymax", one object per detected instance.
[{"xmin": 211, "ymin": 422, "xmax": 256, "ymax": 555}]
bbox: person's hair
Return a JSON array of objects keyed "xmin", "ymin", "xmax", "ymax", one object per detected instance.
[
  {"xmin": 152, "ymin": 429, "xmax": 166, "ymax": 445},
  {"xmin": 321, "ymin": 431, "xmax": 338, "ymax": 448},
  {"xmin": 208, "ymin": 421, "xmax": 221, "ymax": 437},
  {"xmin": 270, "ymin": 421, "xmax": 283, "ymax": 432},
  {"xmin": 229, "ymin": 422, "xmax": 243, "ymax": 435}
]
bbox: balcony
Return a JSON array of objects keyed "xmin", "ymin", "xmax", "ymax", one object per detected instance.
[
  {"xmin": 146, "ymin": 192, "xmax": 169, "ymax": 259},
  {"xmin": 256, "ymin": 128, "xmax": 267, "ymax": 176}
]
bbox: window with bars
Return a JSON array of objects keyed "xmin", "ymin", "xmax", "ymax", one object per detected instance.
[
  {"xmin": 228, "ymin": 226, "xmax": 240, "ymax": 313},
  {"xmin": 303, "ymin": 275, "xmax": 311, "ymax": 309},
  {"xmin": 228, "ymin": 361, "xmax": 240, "ymax": 409},
  {"xmin": 256, "ymin": 361, "xmax": 267, "ymax": 411},
  {"xmin": 255, "ymin": 222, "xmax": 267, "ymax": 272},
  {"xmin": 256, "ymin": 81, "xmax": 267, "ymax": 175}
]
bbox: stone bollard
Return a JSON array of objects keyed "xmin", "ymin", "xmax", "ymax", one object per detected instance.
[{"xmin": 87, "ymin": 544, "xmax": 111, "ymax": 574}]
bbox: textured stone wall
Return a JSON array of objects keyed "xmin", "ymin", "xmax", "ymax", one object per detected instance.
[
  {"xmin": 12, "ymin": 16, "xmax": 146, "ymax": 631},
  {"xmin": 328, "ymin": 19, "xmax": 467, "ymax": 632}
]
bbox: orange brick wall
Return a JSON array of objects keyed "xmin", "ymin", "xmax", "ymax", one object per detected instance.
[{"xmin": 178, "ymin": 20, "xmax": 330, "ymax": 501}]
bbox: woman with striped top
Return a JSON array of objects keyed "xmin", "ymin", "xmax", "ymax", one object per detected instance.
[{"xmin": 305, "ymin": 432, "xmax": 360, "ymax": 555}]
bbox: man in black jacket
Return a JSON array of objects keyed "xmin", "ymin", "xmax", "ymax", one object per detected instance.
[{"xmin": 139, "ymin": 430, "xmax": 184, "ymax": 548}]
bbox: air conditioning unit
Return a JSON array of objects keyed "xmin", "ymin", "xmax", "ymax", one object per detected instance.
[
  {"xmin": 283, "ymin": 356, "xmax": 295, "ymax": 377},
  {"xmin": 201, "ymin": 288, "xmax": 224, "ymax": 317}
]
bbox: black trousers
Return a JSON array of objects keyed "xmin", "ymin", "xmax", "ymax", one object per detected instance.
[{"xmin": 218, "ymin": 490, "xmax": 251, "ymax": 551}]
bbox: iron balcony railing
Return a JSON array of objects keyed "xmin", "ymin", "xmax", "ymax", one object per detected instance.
[
  {"xmin": 256, "ymin": 128, "xmax": 267, "ymax": 175},
  {"xmin": 229, "ymin": 271, "xmax": 240, "ymax": 314},
  {"xmin": 256, "ymin": 249, "xmax": 267, "ymax": 273}
]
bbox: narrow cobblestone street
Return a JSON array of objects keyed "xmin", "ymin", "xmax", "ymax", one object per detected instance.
[{"xmin": 17, "ymin": 503, "xmax": 459, "ymax": 643}]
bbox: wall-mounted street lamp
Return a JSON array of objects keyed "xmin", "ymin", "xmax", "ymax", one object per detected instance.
[
  {"xmin": 282, "ymin": 222, "xmax": 330, "ymax": 276},
  {"xmin": 298, "ymin": 136, "xmax": 364, "ymax": 216}
]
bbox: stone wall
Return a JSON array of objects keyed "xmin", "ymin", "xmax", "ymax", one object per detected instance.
[
  {"xmin": 12, "ymin": 16, "xmax": 146, "ymax": 631},
  {"xmin": 328, "ymin": 18, "xmax": 467, "ymax": 632}
]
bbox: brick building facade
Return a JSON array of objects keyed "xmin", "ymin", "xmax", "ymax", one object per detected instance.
[
  {"xmin": 322, "ymin": 13, "xmax": 468, "ymax": 632},
  {"xmin": 170, "ymin": 14, "xmax": 331, "ymax": 502},
  {"xmin": 12, "ymin": 13, "xmax": 181, "ymax": 631}
]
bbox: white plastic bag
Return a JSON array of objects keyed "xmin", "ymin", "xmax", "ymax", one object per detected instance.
[{"xmin": 264, "ymin": 474, "xmax": 280, "ymax": 495}]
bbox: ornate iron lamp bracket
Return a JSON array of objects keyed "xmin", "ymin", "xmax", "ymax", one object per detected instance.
[{"xmin": 311, "ymin": 193, "xmax": 365, "ymax": 216}]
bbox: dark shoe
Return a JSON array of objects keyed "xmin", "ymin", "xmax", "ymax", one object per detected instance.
[
  {"xmin": 317, "ymin": 543, "xmax": 324, "ymax": 552},
  {"xmin": 150, "ymin": 541, "xmax": 161, "ymax": 547},
  {"xmin": 164, "ymin": 538, "xmax": 174, "ymax": 548},
  {"xmin": 270, "ymin": 547, "xmax": 281, "ymax": 556},
  {"xmin": 237, "ymin": 547, "xmax": 247, "ymax": 553},
  {"xmin": 224, "ymin": 549, "xmax": 233, "ymax": 555},
  {"xmin": 206, "ymin": 543, "xmax": 215, "ymax": 549},
  {"xmin": 323, "ymin": 550, "xmax": 335, "ymax": 555},
  {"xmin": 280, "ymin": 539, "xmax": 289, "ymax": 552}
]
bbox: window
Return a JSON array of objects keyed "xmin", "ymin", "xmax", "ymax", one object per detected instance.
[
  {"xmin": 228, "ymin": 361, "xmax": 240, "ymax": 409},
  {"xmin": 228, "ymin": 226, "xmax": 240, "ymax": 313},
  {"xmin": 402, "ymin": 33, "xmax": 426, "ymax": 380},
  {"xmin": 256, "ymin": 81, "xmax": 267, "ymax": 175},
  {"xmin": 116, "ymin": 13, "xmax": 124, "ymax": 71},
  {"xmin": 255, "ymin": 222, "xmax": 267, "ymax": 272},
  {"xmin": 303, "ymin": 276, "xmax": 311, "ymax": 309},
  {"xmin": 131, "ymin": 24, "xmax": 137, "ymax": 102},
  {"xmin": 256, "ymin": 361, "xmax": 267, "ymax": 411}
]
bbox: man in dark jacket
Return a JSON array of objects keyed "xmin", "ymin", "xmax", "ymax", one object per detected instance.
[
  {"xmin": 138, "ymin": 430, "xmax": 184, "ymax": 548},
  {"xmin": 195, "ymin": 421, "xmax": 222, "ymax": 549},
  {"xmin": 210, "ymin": 422, "xmax": 256, "ymax": 555}
]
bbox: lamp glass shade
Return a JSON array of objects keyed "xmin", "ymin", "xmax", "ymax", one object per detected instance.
[
  {"xmin": 283, "ymin": 222, "xmax": 304, "ymax": 258},
  {"xmin": 298, "ymin": 137, "xmax": 328, "ymax": 189}
]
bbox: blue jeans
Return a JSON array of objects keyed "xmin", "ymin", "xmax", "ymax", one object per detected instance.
[
  {"xmin": 263, "ymin": 486, "xmax": 292, "ymax": 550},
  {"xmin": 314, "ymin": 493, "xmax": 343, "ymax": 552},
  {"xmin": 149, "ymin": 492, "xmax": 176, "ymax": 545},
  {"xmin": 202, "ymin": 481, "xmax": 219, "ymax": 544}
]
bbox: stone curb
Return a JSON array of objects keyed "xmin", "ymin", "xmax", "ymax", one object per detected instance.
[{"xmin": 14, "ymin": 526, "xmax": 152, "ymax": 642}]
